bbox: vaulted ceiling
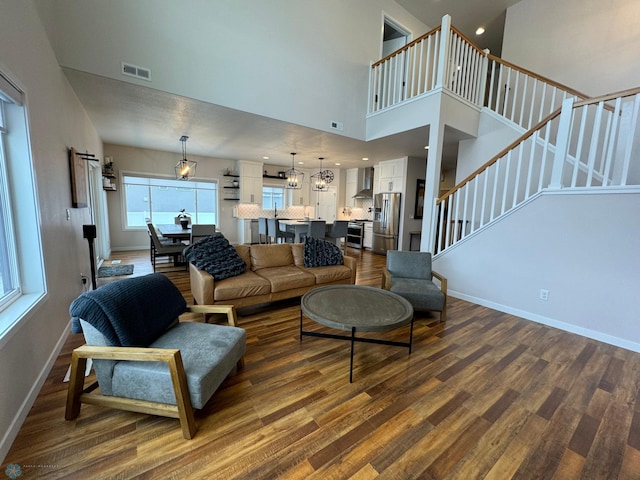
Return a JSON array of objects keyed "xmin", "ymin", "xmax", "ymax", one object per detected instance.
[{"xmin": 53, "ymin": 1, "xmax": 522, "ymax": 170}]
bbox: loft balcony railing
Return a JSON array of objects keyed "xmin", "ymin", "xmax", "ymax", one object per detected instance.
[
  {"xmin": 368, "ymin": 15, "xmax": 588, "ymax": 133},
  {"xmin": 432, "ymin": 87, "xmax": 640, "ymax": 255}
]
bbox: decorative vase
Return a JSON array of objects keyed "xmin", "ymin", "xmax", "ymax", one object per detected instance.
[{"xmin": 180, "ymin": 219, "xmax": 189, "ymax": 229}]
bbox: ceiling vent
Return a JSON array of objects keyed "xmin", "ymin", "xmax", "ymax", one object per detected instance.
[{"xmin": 121, "ymin": 62, "xmax": 152, "ymax": 81}]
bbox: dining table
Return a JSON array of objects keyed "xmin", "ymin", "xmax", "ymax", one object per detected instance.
[{"xmin": 156, "ymin": 223, "xmax": 191, "ymax": 242}]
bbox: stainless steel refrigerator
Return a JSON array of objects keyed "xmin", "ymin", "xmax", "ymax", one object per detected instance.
[{"xmin": 372, "ymin": 192, "xmax": 401, "ymax": 254}]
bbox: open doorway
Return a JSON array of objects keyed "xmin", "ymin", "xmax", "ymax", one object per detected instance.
[{"xmin": 382, "ymin": 16, "xmax": 410, "ymax": 57}]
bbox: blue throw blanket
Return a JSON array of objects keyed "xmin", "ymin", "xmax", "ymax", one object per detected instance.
[{"xmin": 70, "ymin": 273, "xmax": 187, "ymax": 347}]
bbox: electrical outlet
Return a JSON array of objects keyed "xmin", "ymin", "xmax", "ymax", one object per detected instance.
[{"xmin": 539, "ymin": 289, "xmax": 549, "ymax": 301}]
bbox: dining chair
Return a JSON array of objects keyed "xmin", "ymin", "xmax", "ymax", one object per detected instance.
[
  {"xmin": 301, "ymin": 220, "xmax": 326, "ymax": 241},
  {"xmin": 267, "ymin": 218, "xmax": 294, "ymax": 243},
  {"xmin": 324, "ymin": 220, "xmax": 348, "ymax": 254},
  {"xmin": 258, "ymin": 217, "xmax": 269, "ymax": 244},
  {"xmin": 148, "ymin": 223, "xmax": 188, "ymax": 271},
  {"xmin": 190, "ymin": 224, "xmax": 216, "ymax": 244}
]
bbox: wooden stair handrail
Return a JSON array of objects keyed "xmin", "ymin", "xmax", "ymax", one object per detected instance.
[
  {"xmin": 437, "ymin": 108, "xmax": 562, "ymax": 204},
  {"xmin": 372, "ymin": 26, "xmax": 441, "ymax": 68},
  {"xmin": 486, "ymin": 54, "xmax": 589, "ymax": 101},
  {"xmin": 573, "ymin": 85, "xmax": 640, "ymax": 108}
]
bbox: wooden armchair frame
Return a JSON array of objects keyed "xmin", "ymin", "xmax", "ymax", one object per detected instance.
[{"xmin": 65, "ymin": 305, "xmax": 241, "ymax": 439}]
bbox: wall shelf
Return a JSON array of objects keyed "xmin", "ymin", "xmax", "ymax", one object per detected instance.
[
  {"xmin": 223, "ymin": 173, "xmax": 240, "ymax": 178},
  {"xmin": 223, "ymin": 186, "xmax": 240, "ymax": 189},
  {"xmin": 263, "ymin": 174, "xmax": 285, "ymax": 179}
]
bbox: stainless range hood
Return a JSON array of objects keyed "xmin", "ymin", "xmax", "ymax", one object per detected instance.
[{"xmin": 353, "ymin": 167, "xmax": 374, "ymax": 199}]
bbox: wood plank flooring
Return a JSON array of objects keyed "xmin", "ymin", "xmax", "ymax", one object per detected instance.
[{"xmin": 4, "ymin": 247, "xmax": 640, "ymax": 479}]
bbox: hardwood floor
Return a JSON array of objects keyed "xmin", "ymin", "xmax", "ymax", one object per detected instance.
[{"xmin": 4, "ymin": 247, "xmax": 640, "ymax": 479}]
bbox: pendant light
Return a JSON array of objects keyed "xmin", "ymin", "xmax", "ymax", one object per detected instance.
[
  {"xmin": 285, "ymin": 152, "xmax": 304, "ymax": 189},
  {"xmin": 175, "ymin": 135, "xmax": 197, "ymax": 180},
  {"xmin": 311, "ymin": 157, "xmax": 326, "ymax": 191},
  {"xmin": 311, "ymin": 157, "xmax": 334, "ymax": 192}
]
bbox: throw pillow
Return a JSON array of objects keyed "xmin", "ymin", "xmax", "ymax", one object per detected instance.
[
  {"xmin": 183, "ymin": 233, "xmax": 247, "ymax": 280},
  {"xmin": 303, "ymin": 235, "xmax": 344, "ymax": 268}
]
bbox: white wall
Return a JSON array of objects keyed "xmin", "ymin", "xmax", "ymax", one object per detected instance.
[
  {"xmin": 434, "ymin": 191, "xmax": 640, "ymax": 351},
  {"xmin": 104, "ymin": 144, "xmax": 241, "ymax": 249},
  {"xmin": 502, "ymin": 0, "xmax": 640, "ymax": 96},
  {"xmin": 35, "ymin": 0, "xmax": 428, "ymax": 142},
  {"xmin": 0, "ymin": 1, "xmax": 102, "ymax": 461}
]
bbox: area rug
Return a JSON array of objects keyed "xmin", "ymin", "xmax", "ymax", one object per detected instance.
[{"xmin": 97, "ymin": 264, "xmax": 134, "ymax": 278}]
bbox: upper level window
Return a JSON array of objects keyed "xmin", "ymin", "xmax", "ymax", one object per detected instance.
[{"xmin": 122, "ymin": 174, "xmax": 218, "ymax": 228}]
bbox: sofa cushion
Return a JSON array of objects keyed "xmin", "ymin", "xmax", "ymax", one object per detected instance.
[
  {"xmin": 183, "ymin": 233, "xmax": 247, "ymax": 280},
  {"xmin": 302, "ymin": 264, "xmax": 353, "ymax": 284},
  {"xmin": 213, "ymin": 271, "xmax": 272, "ymax": 301},
  {"xmin": 111, "ymin": 322, "xmax": 246, "ymax": 409},
  {"xmin": 234, "ymin": 244, "xmax": 252, "ymax": 268},
  {"xmin": 254, "ymin": 266, "xmax": 315, "ymax": 293},
  {"xmin": 250, "ymin": 244, "xmax": 294, "ymax": 270},
  {"xmin": 291, "ymin": 243, "xmax": 304, "ymax": 267},
  {"xmin": 303, "ymin": 236, "xmax": 344, "ymax": 267}
]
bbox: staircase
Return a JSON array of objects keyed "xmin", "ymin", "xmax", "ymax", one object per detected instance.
[{"xmin": 368, "ymin": 15, "xmax": 640, "ymax": 256}]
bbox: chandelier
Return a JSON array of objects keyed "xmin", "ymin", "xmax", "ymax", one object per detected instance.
[
  {"xmin": 175, "ymin": 135, "xmax": 197, "ymax": 180},
  {"xmin": 311, "ymin": 157, "xmax": 334, "ymax": 192},
  {"xmin": 285, "ymin": 152, "xmax": 304, "ymax": 189}
]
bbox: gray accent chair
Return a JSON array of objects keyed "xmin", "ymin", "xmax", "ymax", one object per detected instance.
[
  {"xmin": 382, "ymin": 250, "xmax": 447, "ymax": 322},
  {"xmin": 66, "ymin": 273, "xmax": 246, "ymax": 439}
]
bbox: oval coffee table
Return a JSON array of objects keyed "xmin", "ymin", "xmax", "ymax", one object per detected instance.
[{"xmin": 300, "ymin": 285, "xmax": 414, "ymax": 382}]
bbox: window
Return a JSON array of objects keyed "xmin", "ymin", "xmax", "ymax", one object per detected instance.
[
  {"xmin": 262, "ymin": 186, "xmax": 285, "ymax": 210},
  {"xmin": 122, "ymin": 174, "xmax": 218, "ymax": 228},
  {"xmin": 0, "ymin": 70, "xmax": 46, "ymax": 338},
  {"xmin": 0, "ymin": 101, "xmax": 19, "ymax": 309}
]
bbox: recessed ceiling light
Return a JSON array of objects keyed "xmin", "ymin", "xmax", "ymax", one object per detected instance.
[
  {"xmin": 335, "ymin": 163, "xmax": 341, "ymax": 166},
  {"xmin": 298, "ymin": 161, "xmax": 304, "ymax": 165},
  {"xmin": 362, "ymin": 157, "xmax": 369, "ymax": 161},
  {"xmin": 424, "ymin": 145, "xmax": 430, "ymax": 150},
  {"xmin": 475, "ymin": 27, "xmax": 485, "ymax": 35},
  {"xmin": 263, "ymin": 156, "xmax": 269, "ymax": 160}
]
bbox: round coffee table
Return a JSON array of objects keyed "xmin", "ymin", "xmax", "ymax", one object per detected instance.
[{"xmin": 300, "ymin": 285, "xmax": 414, "ymax": 382}]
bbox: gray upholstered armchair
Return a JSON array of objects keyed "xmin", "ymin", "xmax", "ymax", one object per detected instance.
[
  {"xmin": 66, "ymin": 273, "xmax": 246, "ymax": 439},
  {"xmin": 381, "ymin": 250, "xmax": 447, "ymax": 322}
]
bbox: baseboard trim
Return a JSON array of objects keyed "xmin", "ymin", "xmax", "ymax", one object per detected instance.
[
  {"xmin": 0, "ymin": 320, "xmax": 71, "ymax": 463},
  {"xmin": 448, "ymin": 290, "xmax": 640, "ymax": 353}
]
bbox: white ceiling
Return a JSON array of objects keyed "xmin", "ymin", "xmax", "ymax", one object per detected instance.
[{"xmin": 62, "ymin": 1, "xmax": 521, "ymax": 170}]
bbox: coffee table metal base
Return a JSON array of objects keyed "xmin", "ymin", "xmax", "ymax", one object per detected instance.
[
  {"xmin": 299, "ymin": 318, "xmax": 414, "ymax": 383},
  {"xmin": 299, "ymin": 285, "xmax": 415, "ymax": 383}
]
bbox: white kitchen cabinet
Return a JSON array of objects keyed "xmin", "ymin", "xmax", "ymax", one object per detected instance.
[
  {"xmin": 377, "ymin": 158, "xmax": 406, "ymax": 193},
  {"xmin": 345, "ymin": 168, "xmax": 358, "ymax": 207},
  {"xmin": 363, "ymin": 222, "xmax": 373, "ymax": 249},
  {"xmin": 238, "ymin": 161, "xmax": 263, "ymax": 203}
]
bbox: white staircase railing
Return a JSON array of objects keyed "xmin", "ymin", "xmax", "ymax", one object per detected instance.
[{"xmin": 433, "ymin": 87, "xmax": 640, "ymax": 255}]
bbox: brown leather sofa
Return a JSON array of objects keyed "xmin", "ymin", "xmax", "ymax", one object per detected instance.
[{"xmin": 189, "ymin": 243, "xmax": 357, "ymax": 309}]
